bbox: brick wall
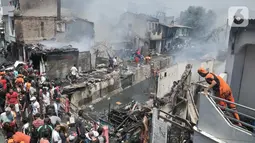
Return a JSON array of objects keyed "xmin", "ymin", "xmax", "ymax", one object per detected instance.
[{"xmin": 15, "ymin": 16, "xmax": 56, "ymax": 43}]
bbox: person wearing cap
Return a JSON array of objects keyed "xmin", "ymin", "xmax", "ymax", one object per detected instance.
[
  {"xmin": 0, "ymin": 107, "xmax": 14, "ymax": 124},
  {"xmin": 30, "ymin": 97, "xmax": 40, "ymax": 116},
  {"xmin": 197, "ymin": 67, "xmax": 241, "ymax": 126},
  {"xmin": 0, "ymin": 107, "xmax": 16, "ymax": 130}
]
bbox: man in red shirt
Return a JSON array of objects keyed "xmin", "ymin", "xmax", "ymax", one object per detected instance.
[
  {"xmin": 32, "ymin": 113, "xmax": 44, "ymax": 129},
  {"xmin": 6, "ymin": 89, "xmax": 19, "ymax": 114},
  {"xmin": 0, "ymin": 76, "xmax": 7, "ymax": 91}
]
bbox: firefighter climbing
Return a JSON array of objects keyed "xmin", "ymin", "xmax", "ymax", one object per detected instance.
[{"xmin": 197, "ymin": 67, "xmax": 242, "ymax": 126}]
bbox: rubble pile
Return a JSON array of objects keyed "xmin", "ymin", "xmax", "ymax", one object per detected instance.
[{"xmin": 95, "ymin": 101, "xmax": 151, "ymax": 142}]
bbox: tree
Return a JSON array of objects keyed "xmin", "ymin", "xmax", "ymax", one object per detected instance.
[{"xmin": 179, "ymin": 6, "xmax": 216, "ymax": 38}]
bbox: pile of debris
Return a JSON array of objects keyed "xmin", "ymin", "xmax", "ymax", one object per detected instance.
[
  {"xmin": 99, "ymin": 101, "xmax": 151, "ymax": 142},
  {"xmin": 65, "ymin": 63, "xmax": 198, "ymax": 143}
]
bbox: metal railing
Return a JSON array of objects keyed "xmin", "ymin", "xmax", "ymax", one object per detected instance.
[
  {"xmin": 200, "ymin": 91, "xmax": 255, "ymax": 130},
  {"xmin": 157, "ymin": 109, "xmax": 193, "ymax": 131}
]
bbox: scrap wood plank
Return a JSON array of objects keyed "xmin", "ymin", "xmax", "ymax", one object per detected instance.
[{"xmin": 187, "ymin": 90, "xmax": 199, "ymax": 124}]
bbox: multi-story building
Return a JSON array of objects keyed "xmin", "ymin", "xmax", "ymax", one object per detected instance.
[
  {"xmin": 2, "ymin": 0, "xmax": 94, "ymax": 62},
  {"xmin": 116, "ymin": 12, "xmax": 192, "ymax": 56}
]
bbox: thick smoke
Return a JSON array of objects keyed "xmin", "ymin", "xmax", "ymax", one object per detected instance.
[
  {"xmin": 60, "ymin": 0, "xmax": 253, "ymax": 62},
  {"xmin": 171, "ymin": 6, "xmax": 228, "ymax": 64},
  {"xmin": 62, "ymin": 0, "xmax": 166, "ymax": 42},
  {"xmin": 40, "ymin": 37, "xmax": 93, "ymax": 52}
]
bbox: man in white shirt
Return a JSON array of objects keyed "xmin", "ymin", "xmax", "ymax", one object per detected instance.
[
  {"xmin": 70, "ymin": 65, "xmax": 78, "ymax": 77},
  {"xmin": 42, "ymin": 88, "xmax": 51, "ymax": 114},
  {"xmin": 41, "ymin": 73, "xmax": 47, "ymax": 84},
  {"xmin": 30, "ymin": 97, "xmax": 40, "ymax": 115},
  {"xmin": 113, "ymin": 57, "xmax": 117, "ymax": 68},
  {"xmin": 29, "ymin": 84, "xmax": 37, "ymax": 98},
  {"xmin": 52, "ymin": 123, "xmax": 62, "ymax": 143},
  {"xmin": 70, "ymin": 65, "xmax": 78, "ymax": 83}
]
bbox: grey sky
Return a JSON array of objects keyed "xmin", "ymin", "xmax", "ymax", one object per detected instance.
[{"xmin": 65, "ymin": 0, "xmax": 254, "ymax": 21}]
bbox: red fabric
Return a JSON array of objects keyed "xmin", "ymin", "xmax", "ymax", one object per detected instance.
[
  {"xmin": 0, "ymin": 79, "xmax": 7, "ymax": 90},
  {"xmin": 32, "ymin": 118, "xmax": 44, "ymax": 129},
  {"xmin": 135, "ymin": 57, "xmax": 139, "ymax": 64},
  {"xmin": 6, "ymin": 92, "xmax": 18, "ymax": 104},
  {"xmin": 24, "ymin": 65, "xmax": 28, "ymax": 70},
  {"xmin": 102, "ymin": 126, "xmax": 109, "ymax": 143},
  {"xmin": 65, "ymin": 98, "xmax": 70, "ymax": 113}
]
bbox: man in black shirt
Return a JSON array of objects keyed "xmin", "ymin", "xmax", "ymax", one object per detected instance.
[
  {"xmin": 76, "ymin": 110, "xmax": 86, "ymax": 141},
  {"xmin": 19, "ymin": 91, "xmax": 28, "ymax": 119}
]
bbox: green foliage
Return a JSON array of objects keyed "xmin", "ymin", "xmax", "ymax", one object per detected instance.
[{"xmin": 179, "ymin": 6, "xmax": 216, "ymax": 37}]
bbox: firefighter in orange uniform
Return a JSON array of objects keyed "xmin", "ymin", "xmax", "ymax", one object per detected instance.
[{"xmin": 198, "ymin": 67, "xmax": 241, "ymax": 126}]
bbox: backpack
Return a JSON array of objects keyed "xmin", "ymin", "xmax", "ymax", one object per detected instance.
[{"xmin": 37, "ymin": 125, "xmax": 53, "ymax": 139}]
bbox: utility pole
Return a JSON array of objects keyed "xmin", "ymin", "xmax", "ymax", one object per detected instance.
[{"xmin": 57, "ymin": 0, "xmax": 61, "ymax": 20}]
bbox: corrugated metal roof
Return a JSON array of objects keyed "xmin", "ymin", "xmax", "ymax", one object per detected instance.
[
  {"xmin": 25, "ymin": 43, "xmax": 78, "ymax": 54},
  {"xmin": 160, "ymin": 23, "xmax": 192, "ymax": 29}
]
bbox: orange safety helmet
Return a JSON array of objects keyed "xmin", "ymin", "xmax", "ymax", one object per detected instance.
[{"xmin": 197, "ymin": 67, "xmax": 209, "ymax": 77}]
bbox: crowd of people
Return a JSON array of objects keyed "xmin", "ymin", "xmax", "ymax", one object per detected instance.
[{"xmin": 0, "ymin": 62, "xmax": 107, "ymax": 143}]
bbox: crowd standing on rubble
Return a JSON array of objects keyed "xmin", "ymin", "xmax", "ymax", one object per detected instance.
[{"xmin": 0, "ymin": 62, "xmax": 107, "ymax": 143}]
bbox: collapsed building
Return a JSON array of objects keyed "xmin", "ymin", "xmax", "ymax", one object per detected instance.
[
  {"xmin": 1, "ymin": 0, "xmax": 95, "ymax": 65},
  {"xmin": 25, "ymin": 44, "xmax": 79, "ymax": 79}
]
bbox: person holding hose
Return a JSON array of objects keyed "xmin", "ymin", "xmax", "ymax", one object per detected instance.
[{"xmin": 197, "ymin": 67, "xmax": 242, "ymax": 126}]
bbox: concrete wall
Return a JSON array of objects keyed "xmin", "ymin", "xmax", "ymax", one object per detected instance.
[
  {"xmin": 46, "ymin": 50, "xmax": 79, "ymax": 79},
  {"xmin": 157, "ymin": 62, "xmax": 187, "ymax": 98},
  {"xmin": 119, "ymin": 14, "xmax": 148, "ymax": 39},
  {"xmin": 155, "ymin": 41, "xmax": 161, "ymax": 54},
  {"xmin": 157, "ymin": 60, "xmax": 215, "ymax": 98},
  {"xmin": 133, "ymin": 64, "xmax": 151, "ymax": 85},
  {"xmin": 20, "ymin": 0, "xmax": 57, "ymax": 13},
  {"xmin": 3, "ymin": 16, "xmax": 15, "ymax": 43},
  {"xmin": 15, "ymin": 16, "xmax": 56, "ymax": 43},
  {"xmin": 69, "ymin": 55, "xmax": 172, "ymax": 106},
  {"xmin": 78, "ymin": 51, "xmax": 91, "ymax": 72},
  {"xmin": 62, "ymin": 19, "xmax": 94, "ymax": 42},
  {"xmin": 70, "ymin": 72, "xmax": 121, "ymax": 106},
  {"xmin": 238, "ymin": 45, "xmax": 255, "ymax": 116},
  {"xmin": 150, "ymin": 56, "xmax": 172, "ymax": 70},
  {"xmin": 225, "ymin": 29, "xmax": 255, "ymax": 107}
]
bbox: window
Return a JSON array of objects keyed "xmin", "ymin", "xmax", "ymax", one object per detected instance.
[
  {"xmin": 11, "ymin": 19, "xmax": 14, "ymax": 35},
  {"xmin": 56, "ymin": 22, "xmax": 66, "ymax": 32},
  {"xmin": 164, "ymin": 72, "xmax": 167, "ymax": 77},
  {"xmin": 148, "ymin": 22, "xmax": 152, "ymax": 30},
  {"xmin": 41, "ymin": 22, "xmax": 44, "ymax": 37}
]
